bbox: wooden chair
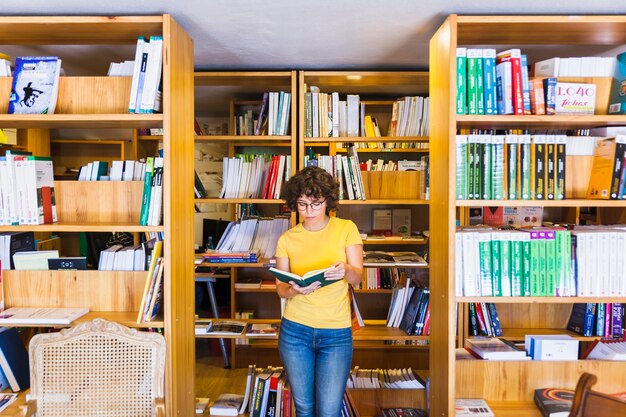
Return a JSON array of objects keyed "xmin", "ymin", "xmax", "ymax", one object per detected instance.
[
  {"xmin": 569, "ymin": 372, "xmax": 626, "ymax": 417},
  {"xmin": 18, "ymin": 319, "xmax": 165, "ymax": 417}
]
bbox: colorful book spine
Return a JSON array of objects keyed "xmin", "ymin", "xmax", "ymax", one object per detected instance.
[
  {"xmin": 543, "ymin": 77, "xmax": 557, "ymax": 115},
  {"xmin": 555, "ymin": 135, "xmax": 567, "ymax": 200},
  {"xmin": 529, "ymin": 78, "xmax": 546, "ymax": 115},
  {"xmin": 480, "ymin": 134, "xmax": 492, "ymax": 200},
  {"xmin": 477, "ymin": 232, "xmax": 494, "ymax": 297},
  {"xmin": 456, "ymin": 135, "xmax": 469, "ymax": 200},
  {"xmin": 519, "ymin": 134, "xmax": 532, "ymax": 200},
  {"xmin": 491, "ymin": 135, "xmax": 505, "ymax": 200},
  {"xmin": 482, "ymin": 48, "xmax": 498, "ymax": 115},
  {"xmin": 521, "ymin": 54, "xmax": 532, "ymax": 115},
  {"xmin": 545, "ymin": 135, "xmax": 556, "ymax": 200},
  {"xmin": 491, "ymin": 235, "xmax": 502, "ymax": 296},
  {"xmin": 504, "ymin": 134, "xmax": 518, "ymax": 199},
  {"xmin": 496, "ymin": 49, "xmax": 524, "ymax": 115},
  {"xmin": 456, "ymin": 48, "xmax": 468, "ymax": 115},
  {"xmin": 544, "ymin": 230, "xmax": 557, "ymax": 296},
  {"xmin": 467, "ymin": 49, "xmax": 482, "ymax": 115},
  {"xmin": 533, "ymin": 135, "xmax": 547, "ymax": 200}
]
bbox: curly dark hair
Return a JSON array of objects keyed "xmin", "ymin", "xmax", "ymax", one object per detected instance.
[{"xmin": 281, "ymin": 166, "xmax": 339, "ymax": 213}]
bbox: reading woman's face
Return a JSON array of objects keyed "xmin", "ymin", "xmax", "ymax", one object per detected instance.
[{"xmin": 296, "ymin": 194, "xmax": 327, "ymax": 225}]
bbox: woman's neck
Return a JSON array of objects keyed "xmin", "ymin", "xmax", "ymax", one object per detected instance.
[{"xmin": 302, "ymin": 215, "xmax": 330, "ymax": 232}]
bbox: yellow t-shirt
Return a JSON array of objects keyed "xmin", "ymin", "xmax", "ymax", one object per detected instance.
[{"xmin": 275, "ymin": 216, "xmax": 362, "ymax": 329}]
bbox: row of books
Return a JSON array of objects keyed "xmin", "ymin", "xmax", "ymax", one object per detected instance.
[
  {"xmin": 346, "ymin": 367, "xmax": 425, "ymax": 389},
  {"xmin": 97, "ymin": 244, "xmax": 147, "ymax": 271},
  {"xmin": 106, "ymin": 59, "xmax": 135, "ymax": 76},
  {"xmin": 456, "ymin": 226, "xmax": 626, "ymax": 298},
  {"xmin": 303, "ymin": 89, "xmax": 429, "ymax": 138},
  {"xmin": 341, "ymin": 141, "xmax": 429, "ymax": 150},
  {"xmin": 387, "ymin": 281, "xmax": 430, "ymax": 337},
  {"xmin": 136, "ymin": 240, "xmax": 163, "ymax": 323},
  {"xmin": 201, "ymin": 250, "xmax": 259, "ymax": 264},
  {"xmin": 219, "ymin": 154, "xmax": 292, "ymax": 199},
  {"xmin": 468, "ymin": 302, "xmax": 503, "ymax": 337},
  {"xmin": 139, "ymin": 156, "xmax": 163, "ymax": 226},
  {"xmin": 77, "ymin": 160, "xmax": 147, "ymax": 182},
  {"xmin": 0, "ymin": 151, "xmax": 57, "ymax": 225},
  {"xmin": 567, "ymin": 303, "xmax": 624, "ymax": 338},
  {"xmin": 534, "ymin": 56, "xmax": 617, "ymax": 78},
  {"xmin": 455, "ymin": 133, "xmax": 567, "ymax": 201},
  {"xmin": 0, "ymin": 52, "xmax": 11, "ymax": 76},
  {"xmin": 584, "ymin": 338, "xmax": 626, "ymax": 360},
  {"xmin": 234, "ymin": 91, "xmax": 292, "ymax": 136},
  {"xmin": 128, "ymin": 36, "xmax": 163, "ymax": 114},
  {"xmin": 307, "ymin": 147, "xmax": 366, "ymax": 200},
  {"xmin": 215, "ymin": 216, "xmax": 290, "ymax": 259},
  {"xmin": 364, "ymin": 267, "xmax": 402, "ymax": 289},
  {"xmin": 0, "ymin": 232, "xmax": 34, "ymax": 270},
  {"xmin": 8, "ymin": 56, "xmax": 61, "ymax": 115}
]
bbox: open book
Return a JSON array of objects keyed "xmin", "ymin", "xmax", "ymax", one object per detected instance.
[{"xmin": 268, "ymin": 266, "xmax": 336, "ymax": 287}]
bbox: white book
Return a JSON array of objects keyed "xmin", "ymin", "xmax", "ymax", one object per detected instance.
[
  {"xmin": 534, "ymin": 57, "xmax": 560, "ymax": 77},
  {"xmin": 0, "ymin": 307, "xmax": 89, "ymax": 325},
  {"xmin": 346, "ymin": 94, "xmax": 360, "ymax": 137},
  {"xmin": 13, "ymin": 250, "xmax": 58, "ymax": 270},
  {"xmin": 122, "ymin": 160, "xmax": 136, "ymax": 181},
  {"xmin": 128, "ymin": 37, "xmax": 146, "ymax": 112},
  {"xmin": 331, "ymin": 92, "xmax": 340, "ymax": 137},
  {"xmin": 140, "ymin": 36, "xmax": 163, "ymax": 113},
  {"xmin": 455, "ymin": 399, "xmax": 495, "ymax": 417}
]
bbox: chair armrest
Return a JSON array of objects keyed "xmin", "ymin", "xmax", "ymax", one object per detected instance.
[
  {"xmin": 15, "ymin": 400, "xmax": 37, "ymax": 417},
  {"xmin": 155, "ymin": 397, "xmax": 165, "ymax": 417}
]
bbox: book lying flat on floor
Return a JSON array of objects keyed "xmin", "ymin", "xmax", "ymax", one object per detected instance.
[
  {"xmin": 0, "ymin": 307, "xmax": 89, "ymax": 325},
  {"xmin": 209, "ymin": 393, "xmax": 245, "ymax": 416},
  {"xmin": 268, "ymin": 266, "xmax": 336, "ymax": 287}
]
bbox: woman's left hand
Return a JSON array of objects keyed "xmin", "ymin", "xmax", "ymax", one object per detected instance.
[{"xmin": 324, "ymin": 262, "xmax": 346, "ymax": 281}]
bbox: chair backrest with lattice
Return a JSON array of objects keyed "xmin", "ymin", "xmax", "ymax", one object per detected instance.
[{"xmin": 28, "ymin": 319, "xmax": 165, "ymax": 417}]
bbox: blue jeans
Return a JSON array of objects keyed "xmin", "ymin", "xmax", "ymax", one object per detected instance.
[{"xmin": 278, "ymin": 318, "xmax": 353, "ymax": 417}]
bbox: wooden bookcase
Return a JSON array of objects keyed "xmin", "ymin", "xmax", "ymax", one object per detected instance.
[
  {"xmin": 298, "ymin": 70, "xmax": 431, "ymax": 407},
  {"xmin": 190, "ymin": 71, "xmax": 298, "ymax": 368},
  {"xmin": 429, "ymin": 15, "xmax": 626, "ymax": 416},
  {"xmin": 0, "ymin": 15, "xmax": 195, "ymax": 416}
]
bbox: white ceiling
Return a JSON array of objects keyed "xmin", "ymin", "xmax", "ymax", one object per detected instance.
[{"xmin": 3, "ymin": 0, "xmax": 626, "ymax": 73}]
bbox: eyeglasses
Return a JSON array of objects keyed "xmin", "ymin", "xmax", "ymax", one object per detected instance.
[{"xmin": 296, "ymin": 200, "xmax": 326, "ymax": 211}]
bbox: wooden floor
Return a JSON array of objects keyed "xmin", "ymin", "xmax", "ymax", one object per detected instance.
[{"xmin": 196, "ymin": 340, "xmax": 250, "ymax": 401}]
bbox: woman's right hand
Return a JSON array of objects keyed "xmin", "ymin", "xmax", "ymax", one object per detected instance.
[{"xmin": 289, "ymin": 281, "xmax": 321, "ymax": 295}]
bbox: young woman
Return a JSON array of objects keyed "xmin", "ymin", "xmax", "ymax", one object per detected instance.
[{"xmin": 275, "ymin": 166, "xmax": 363, "ymax": 417}]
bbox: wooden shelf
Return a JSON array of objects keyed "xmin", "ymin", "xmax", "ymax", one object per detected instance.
[
  {"xmin": 456, "ymin": 199, "xmax": 626, "ymax": 207},
  {"xmin": 456, "ymin": 114, "xmax": 626, "ymax": 129},
  {"xmin": 498, "ymin": 328, "xmax": 608, "ymax": 342},
  {"xmin": 195, "ymin": 198, "xmax": 286, "ymax": 204},
  {"xmin": 0, "ymin": 114, "xmax": 162, "ymax": 129},
  {"xmin": 0, "ymin": 222, "xmax": 163, "ymax": 232},
  {"xmin": 193, "ymin": 135, "xmax": 292, "ymax": 142},
  {"xmin": 457, "ymin": 296, "xmax": 626, "ymax": 303},
  {"xmin": 0, "ymin": 311, "xmax": 163, "ymax": 329},
  {"xmin": 336, "ymin": 147, "xmax": 429, "ymax": 153},
  {"xmin": 338, "ymin": 199, "xmax": 429, "ymax": 205},
  {"xmin": 488, "ymin": 401, "xmax": 540, "ymax": 417},
  {"xmin": 305, "ymin": 136, "xmax": 429, "ymax": 143},
  {"xmin": 363, "ymin": 237, "xmax": 427, "ymax": 245}
]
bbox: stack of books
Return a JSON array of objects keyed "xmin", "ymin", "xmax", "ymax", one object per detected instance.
[
  {"xmin": 465, "ymin": 337, "xmax": 530, "ymax": 360},
  {"xmin": 201, "ymin": 250, "xmax": 259, "ymax": 264}
]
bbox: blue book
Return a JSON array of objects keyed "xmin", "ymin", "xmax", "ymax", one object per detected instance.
[
  {"xmin": 8, "ymin": 56, "xmax": 61, "ymax": 114},
  {"xmin": 543, "ymin": 78, "xmax": 557, "ymax": 115},
  {"xmin": 567, "ymin": 303, "xmax": 595, "ymax": 337},
  {"xmin": 482, "ymin": 48, "xmax": 498, "ymax": 115},
  {"xmin": 0, "ymin": 327, "xmax": 30, "ymax": 391},
  {"xmin": 521, "ymin": 54, "xmax": 532, "ymax": 115}
]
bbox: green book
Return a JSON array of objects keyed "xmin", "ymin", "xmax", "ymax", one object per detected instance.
[
  {"xmin": 519, "ymin": 134, "xmax": 532, "ymax": 200},
  {"xmin": 520, "ymin": 232, "xmax": 532, "ymax": 297},
  {"xmin": 499, "ymin": 234, "xmax": 511, "ymax": 296},
  {"xmin": 456, "ymin": 48, "xmax": 467, "ymax": 115},
  {"xmin": 526, "ymin": 229, "xmax": 541, "ymax": 296},
  {"xmin": 139, "ymin": 157, "xmax": 155, "ymax": 226},
  {"xmin": 509, "ymin": 232, "xmax": 524, "ymax": 297},
  {"xmin": 269, "ymin": 266, "xmax": 335, "ymax": 288},
  {"xmin": 456, "ymin": 135, "xmax": 469, "ymax": 200},
  {"xmin": 467, "ymin": 48, "xmax": 481, "ymax": 115},
  {"xmin": 544, "ymin": 230, "xmax": 556, "ymax": 296},
  {"xmin": 481, "ymin": 134, "xmax": 492, "ymax": 200},
  {"xmin": 491, "ymin": 235, "xmax": 502, "ymax": 296},
  {"xmin": 477, "ymin": 232, "xmax": 493, "ymax": 296},
  {"xmin": 505, "ymin": 134, "xmax": 518, "ymax": 200},
  {"xmin": 491, "ymin": 135, "xmax": 505, "ymax": 200},
  {"xmin": 537, "ymin": 230, "xmax": 548, "ymax": 296}
]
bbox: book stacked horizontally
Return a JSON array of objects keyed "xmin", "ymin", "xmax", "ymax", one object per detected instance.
[
  {"xmin": 201, "ymin": 250, "xmax": 259, "ymax": 264},
  {"xmin": 533, "ymin": 388, "xmax": 574, "ymax": 417},
  {"xmin": 584, "ymin": 338, "xmax": 626, "ymax": 360},
  {"xmin": 465, "ymin": 337, "xmax": 530, "ymax": 360}
]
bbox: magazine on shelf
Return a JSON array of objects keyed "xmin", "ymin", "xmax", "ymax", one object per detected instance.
[
  {"xmin": 205, "ymin": 320, "xmax": 247, "ymax": 336},
  {"xmin": 245, "ymin": 323, "xmax": 278, "ymax": 337},
  {"xmin": 0, "ymin": 307, "xmax": 89, "ymax": 325},
  {"xmin": 8, "ymin": 56, "xmax": 62, "ymax": 114}
]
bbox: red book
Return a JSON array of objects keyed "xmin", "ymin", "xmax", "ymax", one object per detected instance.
[
  {"xmin": 282, "ymin": 383, "xmax": 292, "ymax": 417},
  {"xmin": 474, "ymin": 302, "xmax": 489, "ymax": 336},
  {"xmin": 496, "ymin": 49, "xmax": 524, "ymax": 115}
]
